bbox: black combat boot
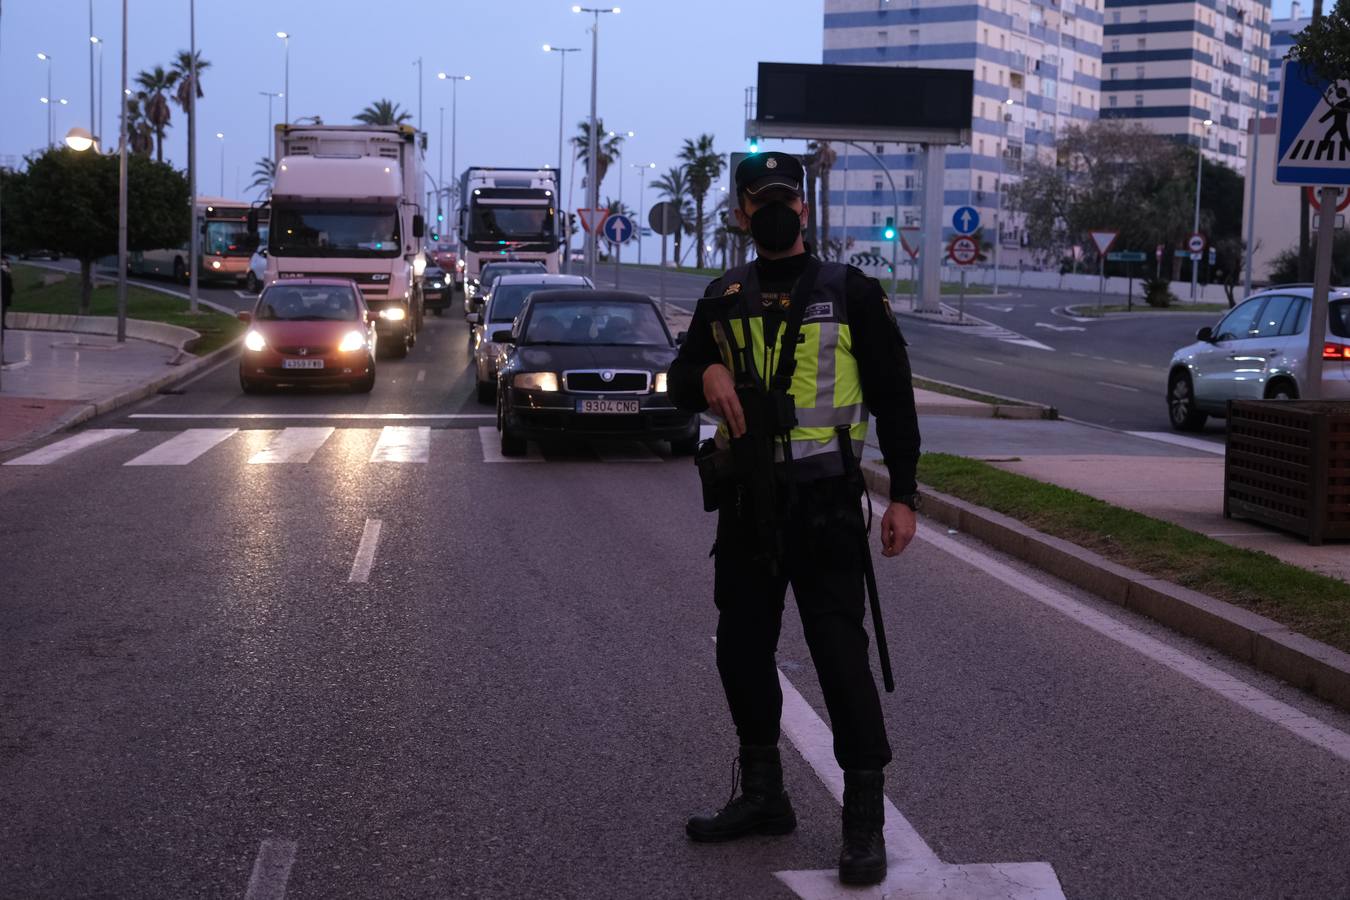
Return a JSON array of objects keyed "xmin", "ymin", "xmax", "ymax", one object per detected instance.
[
  {"xmin": 686, "ymin": 745, "xmax": 797, "ymax": 842},
  {"xmin": 838, "ymin": 769, "xmax": 887, "ymax": 885}
]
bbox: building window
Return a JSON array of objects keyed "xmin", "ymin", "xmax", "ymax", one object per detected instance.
[
  {"xmin": 978, "ymin": 138, "xmax": 985, "ymax": 154},
  {"xmin": 904, "ymin": 175, "xmax": 915, "ymax": 189},
  {"xmin": 981, "ymin": 64, "xmax": 988, "ymax": 81},
  {"xmin": 1111, "ymin": 39, "xmax": 1120, "ymax": 52},
  {"xmin": 1135, "ymin": 94, "xmax": 1144, "ymax": 106},
  {"xmin": 1109, "ymin": 95, "xmax": 1118, "ymax": 107},
  {"xmin": 1112, "ymin": 10, "xmax": 1121, "ymax": 23},
  {"xmin": 875, "ymin": 143, "xmax": 884, "ymax": 154},
  {"xmin": 977, "ymin": 175, "xmax": 984, "ymax": 190},
  {"xmin": 909, "ymin": 28, "xmax": 920, "ymax": 42},
  {"xmin": 1136, "ymin": 65, "xmax": 1145, "ymax": 79},
  {"xmin": 878, "ymin": 30, "xmax": 888, "ymax": 45},
  {"xmin": 1137, "ymin": 37, "xmax": 1147, "ymax": 50},
  {"xmin": 1139, "ymin": 8, "xmax": 1148, "ymax": 21},
  {"xmin": 871, "ymin": 211, "xmax": 881, "ymax": 226},
  {"xmin": 1110, "ymin": 66, "xmax": 1118, "ymax": 79}
]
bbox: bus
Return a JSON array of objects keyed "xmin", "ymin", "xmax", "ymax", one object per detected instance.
[{"xmin": 128, "ymin": 196, "xmax": 265, "ymax": 285}]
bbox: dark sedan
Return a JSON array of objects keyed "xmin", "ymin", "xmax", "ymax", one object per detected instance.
[
  {"xmin": 494, "ymin": 290, "xmax": 699, "ymax": 457},
  {"xmin": 422, "ymin": 265, "xmax": 452, "ymax": 315}
]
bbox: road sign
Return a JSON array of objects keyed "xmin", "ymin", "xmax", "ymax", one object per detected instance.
[
  {"xmin": 947, "ymin": 235, "xmax": 978, "ymax": 265},
  {"xmin": 1156, "ymin": 244, "xmax": 1164, "ymax": 260},
  {"xmin": 952, "ymin": 206, "xmax": 980, "ymax": 235},
  {"xmin": 601, "ymin": 213, "xmax": 635, "ymax": 245},
  {"xmin": 1306, "ymin": 185, "xmax": 1350, "ymax": 212},
  {"xmin": 899, "ymin": 226, "xmax": 921, "ymax": 260},
  {"xmin": 1089, "ymin": 230, "xmax": 1118, "ymax": 255},
  {"xmin": 1187, "ymin": 233, "xmax": 1207, "ymax": 254},
  {"xmin": 647, "ymin": 201, "xmax": 682, "ymax": 235},
  {"xmin": 1107, "ymin": 251, "xmax": 1147, "ymax": 262},
  {"xmin": 578, "ymin": 208, "xmax": 608, "ymax": 234},
  {"xmin": 1275, "ymin": 61, "xmax": 1350, "ymax": 186}
]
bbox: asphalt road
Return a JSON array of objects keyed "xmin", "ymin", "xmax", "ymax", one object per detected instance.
[{"xmin": 5, "ymin": 309, "xmax": 1350, "ymax": 897}]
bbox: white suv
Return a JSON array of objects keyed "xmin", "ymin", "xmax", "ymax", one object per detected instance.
[{"xmin": 1167, "ymin": 286, "xmax": 1350, "ymax": 430}]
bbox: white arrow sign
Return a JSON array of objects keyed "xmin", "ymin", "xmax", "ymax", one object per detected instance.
[
  {"xmin": 773, "ymin": 670, "xmax": 1065, "ymax": 898},
  {"xmin": 1035, "ymin": 322, "xmax": 1087, "ymax": 332}
]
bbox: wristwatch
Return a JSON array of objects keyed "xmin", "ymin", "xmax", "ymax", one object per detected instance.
[{"xmin": 893, "ymin": 492, "xmax": 922, "ymax": 512}]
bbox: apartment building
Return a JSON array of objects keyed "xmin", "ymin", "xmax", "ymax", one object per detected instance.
[
  {"xmin": 1267, "ymin": 8, "xmax": 1309, "ymax": 115},
  {"xmin": 1099, "ymin": 0, "xmax": 1271, "ymax": 170},
  {"xmin": 821, "ymin": 0, "xmax": 1104, "ymax": 264}
]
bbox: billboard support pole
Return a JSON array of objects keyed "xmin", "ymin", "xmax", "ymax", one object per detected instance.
[
  {"xmin": 845, "ymin": 141, "xmax": 899, "ymax": 303},
  {"xmin": 918, "ymin": 145, "xmax": 945, "ymax": 314}
]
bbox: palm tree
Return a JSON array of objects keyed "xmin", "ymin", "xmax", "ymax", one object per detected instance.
[
  {"xmin": 248, "ymin": 157, "xmax": 276, "ymax": 198},
  {"xmin": 804, "ymin": 141, "xmax": 838, "ymax": 257},
  {"xmin": 355, "ymin": 99, "xmax": 412, "ymax": 125},
  {"xmin": 650, "ymin": 165, "xmax": 694, "ymax": 266},
  {"xmin": 124, "ymin": 95, "xmax": 154, "ymax": 156},
  {"xmin": 572, "ymin": 119, "xmax": 624, "ymax": 198},
  {"xmin": 678, "ymin": 134, "xmax": 725, "ymax": 269},
  {"xmin": 134, "ymin": 65, "xmax": 178, "ymax": 162}
]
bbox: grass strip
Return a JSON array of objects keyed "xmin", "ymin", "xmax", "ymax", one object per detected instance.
[
  {"xmin": 916, "ymin": 453, "xmax": 1350, "ymax": 653},
  {"xmin": 912, "ymin": 376, "xmax": 1031, "ymax": 408},
  {"xmin": 9, "ymin": 264, "xmax": 244, "ymax": 355}
]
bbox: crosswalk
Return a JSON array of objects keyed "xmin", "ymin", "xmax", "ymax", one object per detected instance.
[{"xmin": 4, "ymin": 426, "xmax": 692, "ymax": 468}]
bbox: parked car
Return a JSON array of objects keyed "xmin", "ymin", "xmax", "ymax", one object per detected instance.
[
  {"xmin": 1166, "ymin": 286, "xmax": 1350, "ymax": 430},
  {"xmin": 471, "ymin": 273, "xmax": 593, "ymax": 403},
  {"xmin": 423, "ymin": 265, "xmax": 452, "ymax": 316},
  {"xmin": 465, "ymin": 260, "xmax": 547, "ymax": 314},
  {"xmin": 495, "ymin": 289, "xmax": 698, "ymax": 456},
  {"xmin": 238, "ymin": 278, "xmax": 378, "ymax": 394},
  {"xmin": 246, "ymin": 247, "xmax": 268, "ymax": 293}
]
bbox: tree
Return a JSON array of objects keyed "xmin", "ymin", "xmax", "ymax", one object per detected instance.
[
  {"xmin": 4, "ymin": 148, "xmax": 189, "ymax": 313},
  {"xmin": 677, "ymin": 134, "xmax": 725, "ymax": 269},
  {"xmin": 123, "ymin": 95, "xmax": 155, "ymax": 157},
  {"xmin": 650, "ymin": 165, "xmax": 693, "ymax": 266},
  {"xmin": 171, "ymin": 50, "xmax": 210, "ymax": 213},
  {"xmin": 355, "ymin": 99, "xmax": 412, "ymax": 125},
  {"xmin": 1288, "ymin": 0, "xmax": 1350, "ymax": 83},
  {"xmin": 134, "ymin": 65, "xmax": 178, "ymax": 163},
  {"xmin": 572, "ymin": 119, "xmax": 624, "ymax": 197},
  {"xmin": 803, "ymin": 141, "xmax": 837, "ymax": 254},
  {"xmin": 1268, "ymin": 230, "xmax": 1350, "ymax": 284},
  {"xmin": 248, "ymin": 157, "xmax": 276, "ymax": 199}
]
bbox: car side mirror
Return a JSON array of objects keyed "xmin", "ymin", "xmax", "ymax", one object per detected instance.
[
  {"xmin": 466, "ymin": 312, "xmax": 481, "ymax": 325},
  {"xmin": 491, "ymin": 329, "xmax": 515, "ymax": 344},
  {"xmin": 1196, "ymin": 326, "xmax": 1214, "ymax": 342},
  {"xmin": 676, "ymin": 330, "xmax": 688, "ymax": 346},
  {"xmin": 412, "ymin": 214, "xmax": 425, "ymax": 238},
  {"xmin": 237, "ymin": 310, "xmax": 253, "ymax": 324}
]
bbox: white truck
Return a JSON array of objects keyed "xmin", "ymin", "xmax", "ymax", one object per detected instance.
[
  {"xmin": 259, "ymin": 124, "xmax": 427, "ymax": 357},
  {"xmin": 458, "ymin": 167, "xmax": 562, "ymax": 308}
]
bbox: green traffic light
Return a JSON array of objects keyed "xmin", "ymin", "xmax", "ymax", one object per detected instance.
[{"xmin": 883, "ymin": 228, "xmax": 896, "ymax": 240}]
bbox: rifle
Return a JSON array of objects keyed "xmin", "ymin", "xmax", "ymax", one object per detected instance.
[{"xmin": 836, "ymin": 424, "xmax": 896, "ymax": 694}]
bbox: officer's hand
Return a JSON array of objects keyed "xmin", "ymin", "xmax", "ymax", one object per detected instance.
[
  {"xmin": 880, "ymin": 503, "xmax": 916, "ymax": 557},
  {"xmin": 702, "ymin": 364, "xmax": 746, "ymax": 437}
]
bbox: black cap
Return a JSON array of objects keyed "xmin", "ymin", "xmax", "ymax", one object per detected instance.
[{"xmin": 735, "ymin": 151, "xmax": 804, "ymax": 198}]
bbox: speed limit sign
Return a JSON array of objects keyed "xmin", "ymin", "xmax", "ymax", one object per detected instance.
[{"xmin": 1187, "ymin": 232, "xmax": 1207, "ymax": 254}]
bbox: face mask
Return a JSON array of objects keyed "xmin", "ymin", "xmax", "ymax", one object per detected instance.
[{"xmin": 749, "ymin": 201, "xmax": 802, "ymax": 253}]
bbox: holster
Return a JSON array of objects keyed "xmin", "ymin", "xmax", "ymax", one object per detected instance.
[{"xmin": 695, "ymin": 439, "xmax": 735, "ymax": 512}]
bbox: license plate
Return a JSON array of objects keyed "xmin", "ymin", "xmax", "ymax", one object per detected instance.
[
  {"xmin": 282, "ymin": 358, "xmax": 324, "ymax": 370},
  {"xmin": 577, "ymin": 399, "xmax": 639, "ymax": 414}
]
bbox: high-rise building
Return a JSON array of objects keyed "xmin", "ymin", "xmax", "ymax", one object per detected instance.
[
  {"xmin": 1099, "ymin": 0, "xmax": 1271, "ymax": 170},
  {"xmin": 822, "ymin": 0, "xmax": 1104, "ymax": 267},
  {"xmin": 1267, "ymin": 8, "xmax": 1309, "ymax": 115}
]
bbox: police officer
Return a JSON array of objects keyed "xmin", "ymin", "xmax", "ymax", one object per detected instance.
[{"xmin": 669, "ymin": 151, "xmax": 921, "ymax": 886}]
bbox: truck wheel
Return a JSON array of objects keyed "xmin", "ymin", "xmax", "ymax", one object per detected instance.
[{"xmin": 386, "ymin": 327, "xmax": 410, "ymax": 359}]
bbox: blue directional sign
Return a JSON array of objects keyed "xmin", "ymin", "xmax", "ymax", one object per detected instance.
[
  {"xmin": 1275, "ymin": 61, "xmax": 1350, "ymax": 186},
  {"xmin": 952, "ymin": 205, "xmax": 980, "ymax": 235},
  {"xmin": 601, "ymin": 213, "xmax": 636, "ymax": 244}
]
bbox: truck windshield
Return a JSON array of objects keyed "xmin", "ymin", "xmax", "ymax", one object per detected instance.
[
  {"xmin": 468, "ymin": 205, "xmax": 555, "ymax": 241},
  {"xmin": 204, "ymin": 221, "xmax": 253, "ymax": 257},
  {"xmin": 271, "ymin": 204, "xmax": 401, "ymax": 258}
]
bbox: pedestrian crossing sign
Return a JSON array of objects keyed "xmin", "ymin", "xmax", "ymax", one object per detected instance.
[{"xmin": 1275, "ymin": 61, "xmax": 1350, "ymax": 186}]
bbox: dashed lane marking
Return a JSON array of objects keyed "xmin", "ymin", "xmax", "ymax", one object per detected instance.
[
  {"xmin": 369, "ymin": 426, "xmax": 430, "ymax": 463},
  {"xmin": 247, "ymin": 427, "xmax": 335, "ymax": 464},
  {"xmin": 416, "ymin": 369, "xmax": 427, "ymax": 383},
  {"xmin": 348, "ymin": 519, "xmax": 382, "ymax": 583},
  {"xmin": 242, "ymin": 838, "xmax": 297, "ymax": 900},
  {"xmin": 971, "ymin": 356, "xmax": 1007, "ymax": 367},
  {"xmin": 1095, "ymin": 380, "xmax": 1142, "ymax": 393},
  {"xmin": 122, "ymin": 428, "xmax": 237, "ymax": 466},
  {"xmin": 4, "ymin": 428, "xmax": 137, "ymax": 466},
  {"xmin": 128, "ymin": 413, "xmax": 495, "ymax": 421}
]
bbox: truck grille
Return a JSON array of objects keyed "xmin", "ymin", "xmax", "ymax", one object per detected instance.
[{"xmin": 563, "ymin": 370, "xmax": 650, "ymax": 393}]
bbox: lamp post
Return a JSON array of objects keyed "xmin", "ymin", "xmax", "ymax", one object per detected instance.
[
  {"xmin": 188, "ymin": 0, "xmax": 200, "ymax": 314},
  {"xmin": 216, "ymin": 132, "xmax": 225, "ymax": 195},
  {"xmin": 37, "ymin": 53, "xmax": 53, "ymax": 146},
  {"xmin": 87, "ymin": 2, "xmax": 96, "ymax": 139},
  {"xmin": 630, "ymin": 161, "xmax": 656, "ymax": 265},
  {"xmin": 436, "ymin": 72, "xmax": 471, "ymax": 239},
  {"xmin": 995, "ymin": 97, "xmax": 1014, "ymax": 297},
  {"xmin": 544, "ymin": 44, "xmax": 580, "ymax": 272},
  {"xmin": 91, "ymin": 37, "xmax": 104, "ymax": 148},
  {"xmin": 1191, "ymin": 117, "xmax": 1213, "ymax": 301},
  {"xmin": 259, "ymin": 91, "xmax": 282, "ymax": 158},
  {"xmin": 573, "ymin": 5, "xmax": 620, "ymax": 281},
  {"xmin": 118, "ymin": 0, "xmax": 128, "ymax": 342},
  {"xmin": 606, "ymin": 129, "xmax": 633, "ymax": 285},
  {"xmin": 276, "ymin": 32, "xmax": 290, "ymax": 124},
  {"xmin": 413, "ymin": 56, "xmax": 423, "ymax": 132}
]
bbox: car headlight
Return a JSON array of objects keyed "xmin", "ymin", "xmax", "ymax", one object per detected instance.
[
  {"xmin": 243, "ymin": 330, "xmax": 267, "ymax": 352},
  {"xmin": 430, "ymin": 280, "xmax": 444, "ymax": 289},
  {"xmin": 513, "ymin": 372, "xmax": 559, "ymax": 392},
  {"xmin": 378, "ymin": 307, "xmax": 407, "ymax": 321},
  {"xmin": 338, "ymin": 330, "xmax": 366, "ymax": 353},
  {"xmin": 413, "ymin": 256, "xmax": 427, "ymax": 277},
  {"xmin": 654, "ymin": 371, "xmax": 669, "ymax": 393}
]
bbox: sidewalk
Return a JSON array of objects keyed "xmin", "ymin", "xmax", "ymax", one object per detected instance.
[{"xmin": 0, "ymin": 329, "xmax": 183, "ymax": 453}]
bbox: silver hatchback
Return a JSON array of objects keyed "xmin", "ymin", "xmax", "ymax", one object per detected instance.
[
  {"xmin": 469, "ymin": 273, "xmax": 593, "ymax": 403},
  {"xmin": 1167, "ymin": 286, "xmax": 1350, "ymax": 430}
]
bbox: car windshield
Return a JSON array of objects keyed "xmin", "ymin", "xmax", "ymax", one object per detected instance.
[
  {"xmin": 270, "ymin": 203, "xmax": 400, "ymax": 258},
  {"xmin": 204, "ymin": 221, "xmax": 252, "ymax": 257},
  {"xmin": 489, "ymin": 285, "xmax": 583, "ymax": 322},
  {"xmin": 257, "ymin": 285, "xmax": 360, "ymax": 321},
  {"xmin": 468, "ymin": 206, "xmax": 554, "ymax": 241},
  {"xmin": 1332, "ymin": 299, "xmax": 1350, "ymax": 338},
  {"xmin": 522, "ymin": 300, "xmax": 669, "ymax": 346}
]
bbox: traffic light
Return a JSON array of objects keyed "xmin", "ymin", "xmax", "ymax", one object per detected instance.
[
  {"xmin": 748, "ymin": 137, "xmax": 760, "ymax": 153},
  {"xmin": 883, "ymin": 216, "xmax": 896, "ymax": 240},
  {"xmin": 430, "ymin": 230, "xmax": 440, "ymax": 242},
  {"xmin": 436, "ymin": 210, "xmax": 444, "ymax": 223}
]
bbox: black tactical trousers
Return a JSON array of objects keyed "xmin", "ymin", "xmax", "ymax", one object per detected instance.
[{"xmin": 713, "ymin": 475, "xmax": 892, "ymax": 771}]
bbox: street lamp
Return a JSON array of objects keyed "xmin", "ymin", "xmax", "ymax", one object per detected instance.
[
  {"xmin": 436, "ymin": 72, "xmax": 471, "ymax": 239},
  {"xmin": 1191, "ymin": 117, "xmax": 1214, "ymax": 300},
  {"xmin": 216, "ymin": 132, "xmax": 226, "ymax": 195},
  {"xmin": 629, "ymin": 162, "xmax": 656, "ymax": 264},
  {"xmin": 37, "ymin": 53, "xmax": 53, "ymax": 146},
  {"xmin": 259, "ymin": 91, "xmax": 282, "ymax": 158},
  {"xmin": 87, "ymin": 2, "xmax": 97, "ymax": 141},
  {"xmin": 276, "ymin": 32, "xmax": 290, "ymax": 124},
  {"xmin": 91, "ymin": 37, "xmax": 104, "ymax": 148},
  {"xmin": 65, "ymin": 126, "xmax": 95, "ymax": 152},
  {"xmin": 606, "ymin": 130, "xmax": 633, "ymax": 285},
  {"xmin": 573, "ymin": 5, "xmax": 621, "ymax": 281},
  {"xmin": 544, "ymin": 44, "xmax": 580, "ymax": 272}
]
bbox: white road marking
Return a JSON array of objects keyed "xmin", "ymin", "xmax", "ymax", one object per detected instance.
[
  {"xmin": 247, "ymin": 427, "xmax": 334, "ymax": 464},
  {"xmin": 774, "ymin": 658, "xmax": 1064, "ymax": 898},
  {"xmin": 348, "ymin": 519, "xmax": 382, "ymax": 583},
  {"xmin": 242, "ymin": 838, "xmax": 298, "ymax": 900},
  {"xmin": 977, "ymin": 304, "xmax": 1014, "ymax": 313},
  {"xmin": 1126, "ymin": 431, "xmax": 1226, "ymax": 455},
  {"xmin": 594, "ymin": 441, "xmax": 663, "ymax": 463},
  {"xmin": 1, "ymin": 360, "xmax": 31, "ymax": 371},
  {"xmin": 123, "ymin": 428, "xmax": 237, "ymax": 466},
  {"xmin": 1137, "ymin": 363, "xmax": 1157, "ymax": 369},
  {"xmin": 1110, "ymin": 359, "xmax": 1132, "ymax": 366},
  {"xmin": 879, "ymin": 498, "xmax": 1350, "ymax": 766},
  {"xmin": 129, "ymin": 413, "xmax": 494, "ymax": 420},
  {"xmin": 1070, "ymin": 352, "xmax": 1090, "ymax": 358},
  {"xmin": 234, "ymin": 290, "xmax": 257, "ymax": 300},
  {"xmin": 1035, "ymin": 321, "xmax": 1086, "ymax": 332},
  {"xmin": 1095, "ymin": 380, "xmax": 1142, "ymax": 393},
  {"xmin": 4, "ymin": 429, "xmax": 137, "ymax": 466},
  {"xmin": 369, "ymin": 426, "xmax": 430, "ymax": 463},
  {"xmin": 416, "ymin": 369, "xmax": 427, "ymax": 383},
  {"xmin": 971, "ymin": 356, "xmax": 1007, "ymax": 367},
  {"xmin": 477, "ymin": 426, "xmax": 543, "ymax": 463},
  {"xmin": 1001, "ymin": 338, "xmax": 1056, "ymax": 351}
]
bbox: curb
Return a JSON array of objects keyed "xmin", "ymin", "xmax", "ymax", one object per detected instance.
[
  {"xmin": 913, "ymin": 374, "xmax": 1057, "ymax": 420},
  {"xmin": 6, "ymin": 311, "xmax": 201, "ymax": 358},
  {"xmin": 860, "ymin": 460, "xmax": 1350, "ymax": 714},
  {"xmin": 0, "ymin": 336, "xmax": 242, "ymax": 455}
]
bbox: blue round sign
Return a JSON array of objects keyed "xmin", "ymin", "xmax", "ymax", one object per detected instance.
[
  {"xmin": 602, "ymin": 214, "xmax": 636, "ymax": 244},
  {"xmin": 952, "ymin": 206, "xmax": 980, "ymax": 235}
]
